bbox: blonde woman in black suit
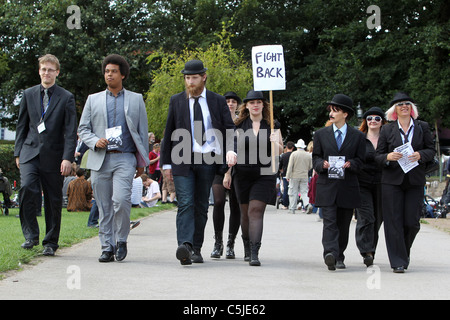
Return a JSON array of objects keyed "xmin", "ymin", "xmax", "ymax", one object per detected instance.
[{"xmin": 375, "ymin": 92, "xmax": 435, "ymax": 273}]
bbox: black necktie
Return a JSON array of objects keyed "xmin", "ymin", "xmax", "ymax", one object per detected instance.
[
  {"xmin": 400, "ymin": 126, "xmax": 413, "ymax": 143},
  {"xmin": 193, "ymin": 97, "xmax": 205, "ymax": 145}
]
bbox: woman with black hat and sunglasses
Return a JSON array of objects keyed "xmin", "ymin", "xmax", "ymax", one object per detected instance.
[
  {"xmin": 355, "ymin": 107, "xmax": 387, "ymax": 267},
  {"xmin": 375, "ymin": 92, "xmax": 435, "ymax": 273},
  {"xmin": 224, "ymin": 90, "xmax": 283, "ymax": 266}
]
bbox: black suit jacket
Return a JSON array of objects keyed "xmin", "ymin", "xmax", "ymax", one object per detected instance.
[
  {"xmin": 162, "ymin": 90, "xmax": 236, "ymax": 176},
  {"xmin": 14, "ymin": 84, "xmax": 78, "ymax": 172},
  {"xmin": 312, "ymin": 125, "xmax": 366, "ymax": 208},
  {"xmin": 375, "ymin": 119, "xmax": 435, "ymax": 186}
]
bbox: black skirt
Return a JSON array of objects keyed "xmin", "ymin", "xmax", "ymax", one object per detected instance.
[{"xmin": 233, "ymin": 166, "xmax": 277, "ymax": 205}]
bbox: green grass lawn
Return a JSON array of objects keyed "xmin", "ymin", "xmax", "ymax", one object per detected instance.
[{"xmin": 0, "ymin": 204, "xmax": 175, "ymax": 277}]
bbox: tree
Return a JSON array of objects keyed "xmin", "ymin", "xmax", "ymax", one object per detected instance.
[
  {"xmin": 0, "ymin": 0, "xmax": 154, "ymax": 128},
  {"xmin": 145, "ymin": 29, "xmax": 253, "ymax": 138}
]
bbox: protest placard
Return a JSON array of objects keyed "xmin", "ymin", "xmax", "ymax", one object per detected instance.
[
  {"xmin": 251, "ymin": 45, "xmax": 286, "ymax": 172},
  {"xmin": 252, "ymin": 45, "xmax": 286, "ymax": 91}
]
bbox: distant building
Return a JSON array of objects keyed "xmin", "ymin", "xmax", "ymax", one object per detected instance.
[{"xmin": 0, "ymin": 110, "xmax": 15, "ymax": 141}]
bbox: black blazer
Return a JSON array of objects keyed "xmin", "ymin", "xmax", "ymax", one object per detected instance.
[
  {"xmin": 14, "ymin": 84, "xmax": 78, "ymax": 172},
  {"xmin": 162, "ymin": 90, "xmax": 236, "ymax": 176},
  {"xmin": 375, "ymin": 119, "xmax": 435, "ymax": 186},
  {"xmin": 312, "ymin": 125, "xmax": 366, "ymax": 208}
]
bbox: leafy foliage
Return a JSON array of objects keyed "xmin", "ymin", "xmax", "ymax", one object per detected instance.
[
  {"xmin": 0, "ymin": 0, "xmax": 448, "ymax": 143},
  {"xmin": 145, "ymin": 30, "xmax": 252, "ymax": 138}
]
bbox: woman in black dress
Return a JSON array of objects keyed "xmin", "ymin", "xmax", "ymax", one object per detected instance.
[
  {"xmin": 224, "ymin": 90, "xmax": 283, "ymax": 266},
  {"xmin": 210, "ymin": 92, "xmax": 241, "ymax": 259}
]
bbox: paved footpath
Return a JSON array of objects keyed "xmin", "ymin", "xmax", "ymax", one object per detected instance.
[{"xmin": 1, "ymin": 205, "xmax": 450, "ymax": 300}]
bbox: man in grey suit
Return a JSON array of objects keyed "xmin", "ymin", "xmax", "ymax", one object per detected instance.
[
  {"xmin": 78, "ymin": 54, "xmax": 149, "ymax": 262},
  {"xmin": 15, "ymin": 54, "xmax": 78, "ymax": 256}
]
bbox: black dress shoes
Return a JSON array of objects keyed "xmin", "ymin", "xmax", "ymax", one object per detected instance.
[
  {"xmin": 324, "ymin": 253, "xmax": 336, "ymax": 271},
  {"xmin": 21, "ymin": 239, "xmax": 39, "ymax": 249},
  {"xmin": 115, "ymin": 242, "xmax": 127, "ymax": 261},
  {"xmin": 393, "ymin": 266, "xmax": 405, "ymax": 273},
  {"xmin": 42, "ymin": 246, "xmax": 55, "ymax": 256},
  {"xmin": 363, "ymin": 253, "xmax": 374, "ymax": 267},
  {"xmin": 192, "ymin": 248, "xmax": 204, "ymax": 263},
  {"xmin": 176, "ymin": 243, "xmax": 192, "ymax": 265},
  {"xmin": 99, "ymin": 251, "xmax": 115, "ymax": 262}
]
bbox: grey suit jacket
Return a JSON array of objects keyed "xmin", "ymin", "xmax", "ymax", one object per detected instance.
[
  {"xmin": 14, "ymin": 84, "xmax": 77, "ymax": 171},
  {"xmin": 78, "ymin": 89, "xmax": 150, "ymax": 171}
]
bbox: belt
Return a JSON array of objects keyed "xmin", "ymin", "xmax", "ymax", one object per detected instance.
[{"xmin": 106, "ymin": 150, "xmax": 123, "ymax": 154}]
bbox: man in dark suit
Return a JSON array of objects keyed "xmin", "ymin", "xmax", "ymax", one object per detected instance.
[
  {"xmin": 312, "ymin": 94, "xmax": 366, "ymax": 271},
  {"xmin": 14, "ymin": 54, "xmax": 77, "ymax": 256},
  {"xmin": 162, "ymin": 59, "xmax": 237, "ymax": 265}
]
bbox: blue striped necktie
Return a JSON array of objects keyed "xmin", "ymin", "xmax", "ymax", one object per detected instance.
[{"xmin": 336, "ymin": 129, "xmax": 342, "ymax": 150}]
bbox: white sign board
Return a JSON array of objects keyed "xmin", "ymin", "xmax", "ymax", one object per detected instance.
[{"xmin": 252, "ymin": 45, "xmax": 286, "ymax": 91}]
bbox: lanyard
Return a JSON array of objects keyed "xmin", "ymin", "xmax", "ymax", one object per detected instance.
[{"xmin": 41, "ymin": 97, "xmax": 51, "ymax": 120}]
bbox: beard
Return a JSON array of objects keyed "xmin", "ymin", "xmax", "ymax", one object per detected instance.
[{"xmin": 185, "ymin": 81, "xmax": 205, "ymax": 98}]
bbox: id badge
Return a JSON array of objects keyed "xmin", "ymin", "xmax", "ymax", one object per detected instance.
[{"xmin": 37, "ymin": 120, "xmax": 46, "ymax": 134}]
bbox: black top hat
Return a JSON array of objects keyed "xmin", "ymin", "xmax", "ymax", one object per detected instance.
[
  {"xmin": 181, "ymin": 59, "xmax": 208, "ymax": 75},
  {"xmin": 223, "ymin": 91, "xmax": 242, "ymax": 104},
  {"xmin": 326, "ymin": 94, "xmax": 354, "ymax": 115},
  {"xmin": 390, "ymin": 92, "xmax": 415, "ymax": 106},
  {"xmin": 243, "ymin": 90, "xmax": 266, "ymax": 103},
  {"xmin": 363, "ymin": 106, "xmax": 385, "ymax": 120}
]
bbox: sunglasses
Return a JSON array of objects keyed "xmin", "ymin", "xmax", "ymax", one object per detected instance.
[
  {"xmin": 395, "ymin": 101, "xmax": 412, "ymax": 107},
  {"xmin": 366, "ymin": 116, "xmax": 382, "ymax": 122}
]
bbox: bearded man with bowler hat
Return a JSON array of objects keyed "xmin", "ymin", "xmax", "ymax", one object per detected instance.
[
  {"xmin": 312, "ymin": 94, "xmax": 366, "ymax": 271},
  {"xmin": 161, "ymin": 59, "xmax": 237, "ymax": 265}
]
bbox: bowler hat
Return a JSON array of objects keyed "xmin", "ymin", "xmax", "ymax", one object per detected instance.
[
  {"xmin": 363, "ymin": 106, "xmax": 385, "ymax": 120},
  {"xmin": 326, "ymin": 94, "xmax": 354, "ymax": 115},
  {"xmin": 223, "ymin": 91, "xmax": 242, "ymax": 104},
  {"xmin": 181, "ymin": 59, "xmax": 207, "ymax": 75},
  {"xmin": 390, "ymin": 92, "xmax": 415, "ymax": 106},
  {"xmin": 243, "ymin": 90, "xmax": 266, "ymax": 103}
]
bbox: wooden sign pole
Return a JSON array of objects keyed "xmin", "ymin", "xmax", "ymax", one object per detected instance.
[{"xmin": 269, "ymin": 90, "xmax": 276, "ymax": 173}]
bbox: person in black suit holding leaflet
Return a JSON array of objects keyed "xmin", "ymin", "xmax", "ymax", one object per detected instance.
[
  {"xmin": 375, "ymin": 92, "xmax": 435, "ymax": 273},
  {"xmin": 14, "ymin": 54, "xmax": 77, "ymax": 256},
  {"xmin": 312, "ymin": 94, "xmax": 366, "ymax": 271},
  {"xmin": 161, "ymin": 60, "xmax": 237, "ymax": 265}
]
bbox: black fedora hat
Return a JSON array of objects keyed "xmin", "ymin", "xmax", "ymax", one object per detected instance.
[
  {"xmin": 243, "ymin": 90, "xmax": 266, "ymax": 103},
  {"xmin": 181, "ymin": 59, "xmax": 207, "ymax": 75},
  {"xmin": 390, "ymin": 92, "xmax": 415, "ymax": 106},
  {"xmin": 363, "ymin": 106, "xmax": 385, "ymax": 120},
  {"xmin": 326, "ymin": 93, "xmax": 354, "ymax": 115},
  {"xmin": 223, "ymin": 91, "xmax": 242, "ymax": 104}
]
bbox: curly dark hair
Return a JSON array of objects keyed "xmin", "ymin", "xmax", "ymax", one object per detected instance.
[{"xmin": 102, "ymin": 54, "xmax": 130, "ymax": 81}]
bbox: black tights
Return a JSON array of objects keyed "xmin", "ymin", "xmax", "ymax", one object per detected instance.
[
  {"xmin": 240, "ymin": 200, "xmax": 266, "ymax": 244},
  {"xmin": 212, "ymin": 183, "xmax": 240, "ymax": 236}
]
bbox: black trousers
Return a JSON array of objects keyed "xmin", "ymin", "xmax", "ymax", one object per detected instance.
[
  {"xmin": 321, "ymin": 205, "xmax": 354, "ymax": 262},
  {"xmin": 355, "ymin": 183, "xmax": 383, "ymax": 256},
  {"xmin": 382, "ymin": 178, "xmax": 422, "ymax": 268},
  {"xmin": 19, "ymin": 156, "xmax": 64, "ymax": 250}
]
